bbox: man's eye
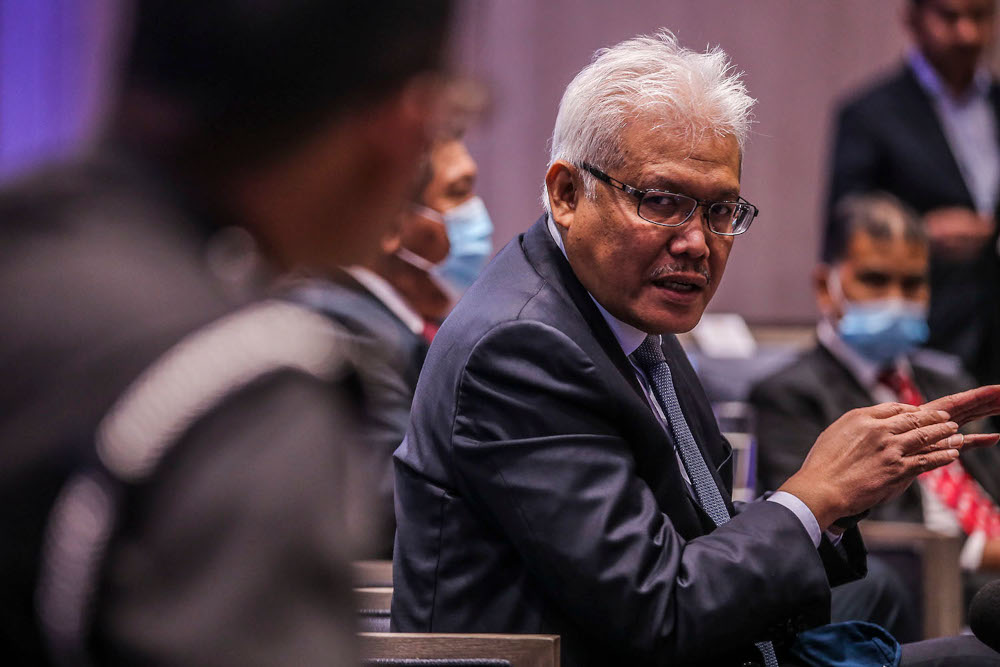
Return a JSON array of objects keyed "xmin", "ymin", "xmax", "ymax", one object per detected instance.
[
  {"xmin": 857, "ymin": 273, "xmax": 890, "ymax": 288},
  {"xmin": 709, "ymin": 203, "xmax": 734, "ymax": 217}
]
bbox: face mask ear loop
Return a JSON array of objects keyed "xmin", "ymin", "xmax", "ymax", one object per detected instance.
[
  {"xmin": 824, "ymin": 264, "xmax": 847, "ymax": 321},
  {"xmin": 395, "ymin": 246, "xmax": 462, "ymax": 307}
]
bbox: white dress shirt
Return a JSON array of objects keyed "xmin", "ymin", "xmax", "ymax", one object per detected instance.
[
  {"xmin": 909, "ymin": 48, "xmax": 1000, "ymax": 217},
  {"xmin": 344, "ymin": 265, "xmax": 425, "ymax": 335}
]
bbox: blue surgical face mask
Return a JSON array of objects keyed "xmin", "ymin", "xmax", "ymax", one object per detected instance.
[
  {"xmin": 837, "ymin": 299, "xmax": 930, "ymax": 364},
  {"xmin": 827, "ymin": 269, "xmax": 929, "ymax": 364},
  {"xmin": 437, "ymin": 196, "xmax": 494, "ymax": 293}
]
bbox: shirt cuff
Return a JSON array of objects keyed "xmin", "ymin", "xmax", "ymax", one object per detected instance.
[
  {"xmin": 960, "ymin": 530, "xmax": 987, "ymax": 571},
  {"xmin": 768, "ymin": 491, "xmax": 822, "ymax": 548}
]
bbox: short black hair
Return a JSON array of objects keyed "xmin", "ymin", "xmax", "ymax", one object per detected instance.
[
  {"xmin": 122, "ymin": 0, "xmax": 453, "ymax": 164},
  {"xmin": 825, "ymin": 191, "xmax": 927, "ymax": 264}
]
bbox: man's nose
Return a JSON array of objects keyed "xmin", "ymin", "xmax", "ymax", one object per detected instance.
[
  {"xmin": 955, "ymin": 16, "xmax": 986, "ymax": 46},
  {"xmin": 668, "ymin": 207, "xmax": 710, "ymax": 258}
]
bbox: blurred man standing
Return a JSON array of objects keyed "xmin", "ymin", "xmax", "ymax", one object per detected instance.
[
  {"xmin": 0, "ymin": 1, "xmax": 453, "ymax": 664},
  {"xmin": 825, "ymin": 0, "xmax": 1000, "ymax": 384}
]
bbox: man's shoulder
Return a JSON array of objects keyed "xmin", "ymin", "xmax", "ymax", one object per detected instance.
[
  {"xmin": 438, "ymin": 222, "xmax": 586, "ymax": 351},
  {"xmin": 910, "ymin": 348, "xmax": 977, "ymax": 397},
  {"xmin": 837, "ymin": 64, "xmax": 916, "ymax": 115},
  {"xmin": 749, "ymin": 345, "xmax": 833, "ymax": 401}
]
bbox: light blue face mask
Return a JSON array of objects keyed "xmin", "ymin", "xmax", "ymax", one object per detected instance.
[
  {"xmin": 437, "ymin": 196, "xmax": 494, "ymax": 293},
  {"xmin": 838, "ymin": 299, "xmax": 930, "ymax": 364}
]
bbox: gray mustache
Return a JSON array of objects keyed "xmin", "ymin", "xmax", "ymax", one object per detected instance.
[{"xmin": 649, "ymin": 264, "xmax": 711, "ymax": 282}]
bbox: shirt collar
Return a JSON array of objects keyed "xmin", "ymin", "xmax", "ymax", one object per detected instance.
[
  {"xmin": 908, "ymin": 47, "xmax": 991, "ymax": 104},
  {"xmin": 344, "ymin": 265, "xmax": 425, "ymax": 335},
  {"xmin": 816, "ymin": 318, "xmax": 911, "ymax": 390},
  {"xmin": 546, "ymin": 214, "xmax": 650, "ymax": 356}
]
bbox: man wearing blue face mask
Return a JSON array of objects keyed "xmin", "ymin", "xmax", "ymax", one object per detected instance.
[
  {"xmin": 752, "ymin": 192, "xmax": 1000, "ymax": 590},
  {"xmin": 419, "ymin": 135, "xmax": 494, "ymax": 297}
]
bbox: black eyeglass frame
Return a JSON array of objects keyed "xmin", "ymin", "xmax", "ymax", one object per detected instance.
[{"xmin": 580, "ymin": 162, "xmax": 759, "ymax": 236}]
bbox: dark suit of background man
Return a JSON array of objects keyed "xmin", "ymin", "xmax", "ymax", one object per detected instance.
[
  {"xmin": 290, "ymin": 132, "xmax": 493, "ymax": 556},
  {"xmin": 825, "ymin": 0, "xmax": 1000, "ymax": 384},
  {"xmin": 392, "ymin": 30, "xmax": 1000, "ymax": 666},
  {"xmin": 0, "ymin": 0, "xmax": 454, "ymax": 664},
  {"xmin": 753, "ymin": 192, "xmax": 1000, "ymax": 619}
]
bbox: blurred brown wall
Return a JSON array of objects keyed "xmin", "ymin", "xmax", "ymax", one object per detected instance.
[{"xmin": 454, "ymin": 0, "xmax": 931, "ymax": 324}]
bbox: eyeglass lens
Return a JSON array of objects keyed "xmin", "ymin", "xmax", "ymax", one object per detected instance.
[{"xmin": 639, "ymin": 192, "xmax": 752, "ymax": 234}]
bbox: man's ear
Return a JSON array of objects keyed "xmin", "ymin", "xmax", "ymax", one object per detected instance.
[
  {"xmin": 814, "ymin": 264, "xmax": 836, "ymax": 318},
  {"xmin": 380, "ymin": 214, "xmax": 404, "ymax": 256},
  {"xmin": 545, "ymin": 160, "xmax": 581, "ymax": 232}
]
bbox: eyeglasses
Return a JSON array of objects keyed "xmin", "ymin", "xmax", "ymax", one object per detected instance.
[{"xmin": 580, "ymin": 163, "xmax": 758, "ymax": 236}]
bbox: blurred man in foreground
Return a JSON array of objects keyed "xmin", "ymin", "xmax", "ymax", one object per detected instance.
[
  {"xmin": 753, "ymin": 192, "xmax": 1000, "ymax": 618},
  {"xmin": 825, "ymin": 0, "xmax": 1000, "ymax": 384},
  {"xmin": 392, "ymin": 30, "xmax": 1000, "ymax": 666},
  {"xmin": 0, "ymin": 0, "xmax": 453, "ymax": 664}
]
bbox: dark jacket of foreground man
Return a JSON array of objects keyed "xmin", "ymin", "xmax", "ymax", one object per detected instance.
[
  {"xmin": 391, "ymin": 216, "xmax": 867, "ymax": 667},
  {"xmin": 0, "ymin": 150, "xmax": 362, "ymax": 665}
]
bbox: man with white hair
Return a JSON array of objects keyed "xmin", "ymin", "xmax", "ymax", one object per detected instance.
[{"xmin": 391, "ymin": 31, "xmax": 1000, "ymax": 665}]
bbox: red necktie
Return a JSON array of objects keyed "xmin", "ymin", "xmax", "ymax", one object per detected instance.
[
  {"xmin": 879, "ymin": 368, "xmax": 1000, "ymax": 538},
  {"xmin": 421, "ymin": 320, "xmax": 439, "ymax": 344}
]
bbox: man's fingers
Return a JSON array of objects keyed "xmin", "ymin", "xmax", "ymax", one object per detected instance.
[
  {"xmin": 866, "ymin": 402, "xmax": 921, "ymax": 419},
  {"xmin": 921, "ymin": 385, "xmax": 1000, "ymax": 426},
  {"xmin": 883, "ymin": 408, "xmax": 952, "ymax": 435},
  {"xmin": 961, "ymin": 433, "xmax": 1000, "ymax": 451},
  {"xmin": 892, "ymin": 422, "xmax": 960, "ymax": 454},
  {"xmin": 903, "ymin": 448, "xmax": 961, "ymax": 476}
]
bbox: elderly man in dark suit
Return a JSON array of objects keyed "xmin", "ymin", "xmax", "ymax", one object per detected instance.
[
  {"xmin": 825, "ymin": 0, "xmax": 1000, "ymax": 384},
  {"xmin": 392, "ymin": 30, "xmax": 1000, "ymax": 667}
]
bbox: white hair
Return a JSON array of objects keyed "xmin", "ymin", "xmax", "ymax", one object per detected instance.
[{"xmin": 542, "ymin": 30, "xmax": 755, "ymax": 213}]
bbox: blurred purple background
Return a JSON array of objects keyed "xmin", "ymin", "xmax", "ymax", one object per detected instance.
[{"xmin": 1, "ymin": 0, "xmax": 986, "ymax": 323}]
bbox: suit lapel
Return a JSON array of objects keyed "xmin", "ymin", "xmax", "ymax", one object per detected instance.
[
  {"xmin": 661, "ymin": 335, "xmax": 735, "ymax": 509},
  {"xmin": 521, "ymin": 217, "xmax": 646, "ymax": 400},
  {"xmin": 896, "ymin": 68, "xmax": 975, "ymax": 206}
]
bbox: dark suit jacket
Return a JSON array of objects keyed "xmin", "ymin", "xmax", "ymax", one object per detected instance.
[
  {"xmin": 824, "ymin": 64, "xmax": 1000, "ymax": 381},
  {"xmin": 392, "ymin": 216, "xmax": 866, "ymax": 667},
  {"xmin": 288, "ymin": 274, "xmax": 429, "ymax": 556},
  {"xmin": 0, "ymin": 149, "xmax": 363, "ymax": 665},
  {"xmin": 750, "ymin": 344, "xmax": 1000, "ymax": 524}
]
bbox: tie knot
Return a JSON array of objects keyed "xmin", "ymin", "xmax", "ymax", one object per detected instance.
[
  {"xmin": 630, "ymin": 335, "xmax": 666, "ymax": 370},
  {"xmin": 877, "ymin": 368, "xmax": 905, "ymax": 393}
]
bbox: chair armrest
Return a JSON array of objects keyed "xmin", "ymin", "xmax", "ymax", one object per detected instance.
[
  {"xmin": 359, "ymin": 633, "xmax": 561, "ymax": 667},
  {"xmin": 353, "ymin": 559, "xmax": 394, "ymax": 587},
  {"xmin": 860, "ymin": 520, "xmax": 963, "ymax": 638}
]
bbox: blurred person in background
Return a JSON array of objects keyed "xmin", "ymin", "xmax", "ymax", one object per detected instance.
[
  {"xmin": 753, "ymin": 192, "xmax": 1000, "ymax": 622},
  {"xmin": 0, "ymin": 0, "xmax": 453, "ymax": 664},
  {"xmin": 824, "ymin": 0, "xmax": 1000, "ymax": 385},
  {"xmin": 288, "ymin": 121, "xmax": 491, "ymax": 557}
]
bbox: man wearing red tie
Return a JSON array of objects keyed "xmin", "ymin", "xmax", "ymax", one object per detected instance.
[{"xmin": 753, "ymin": 191, "xmax": 1000, "ymax": 601}]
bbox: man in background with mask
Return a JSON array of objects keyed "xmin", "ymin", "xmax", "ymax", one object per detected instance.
[
  {"xmin": 291, "ymin": 132, "xmax": 492, "ymax": 555},
  {"xmin": 752, "ymin": 193, "xmax": 1000, "ymax": 603},
  {"xmin": 824, "ymin": 0, "xmax": 1000, "ymax": 385}
]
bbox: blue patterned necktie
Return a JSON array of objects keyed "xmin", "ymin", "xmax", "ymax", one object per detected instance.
[{"xmin": 630, "ymin": 335, "xmax": 779, "ymax": 667}]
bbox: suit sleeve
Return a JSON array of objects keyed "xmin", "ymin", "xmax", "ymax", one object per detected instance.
[
  {"xmin": 97, "ymin": 372, "xmax": 365, "ymax": 666},
  {"xmin": 448, "ymin": 321, "xmax": 838, "ymax": 664}
]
